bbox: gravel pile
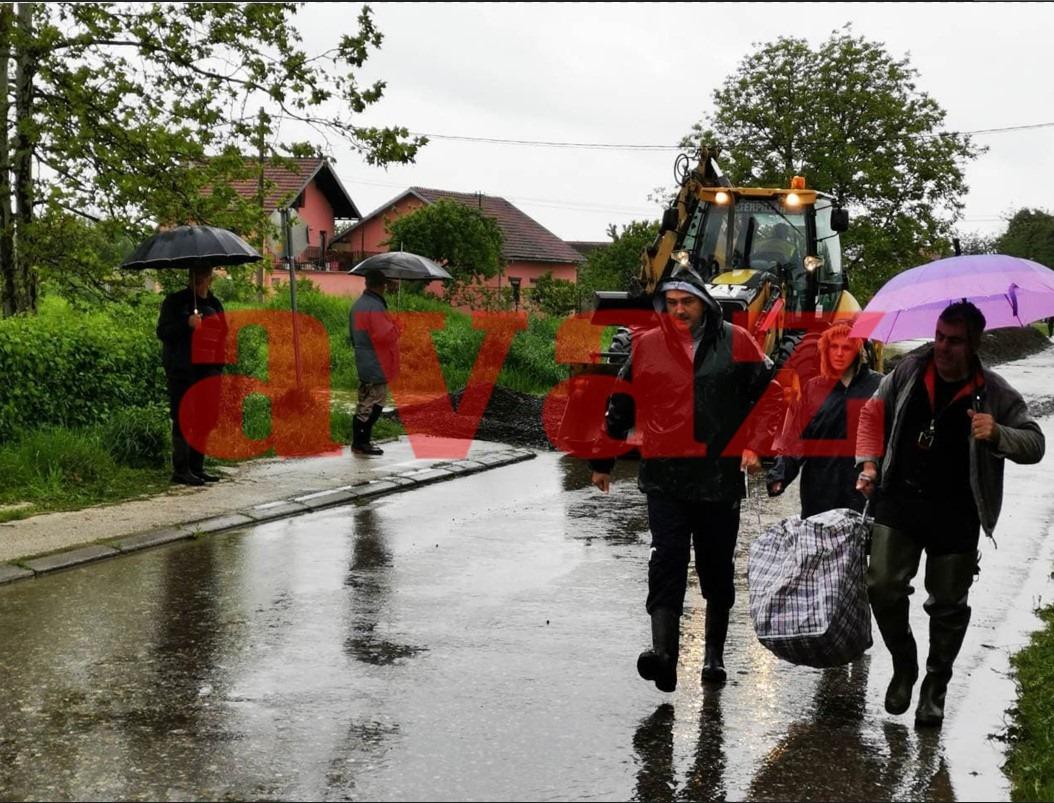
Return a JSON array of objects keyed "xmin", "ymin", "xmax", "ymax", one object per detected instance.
[
  {"xmin": 450, "ymin": 386, "xmax": 565, "ymax": 450},
  {"xmin": 391, "ymin": 386, "xmax": 564, "ymax": 451},
  {"xmin": 885, "ymin": 326, "xmax": 1051, "ymax": 370}
]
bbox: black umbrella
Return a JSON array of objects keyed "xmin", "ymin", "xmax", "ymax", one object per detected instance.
[
  {"xmin": 121, "ymin": 224, "xmax": 261, "ymax": 314},
  {"xmin": 350, "ymin": 250, "xmax": 453, "ymax": 281},
  {"xmin": 121, "ymin": 225, "xmax": 261, "ymax": 272}
]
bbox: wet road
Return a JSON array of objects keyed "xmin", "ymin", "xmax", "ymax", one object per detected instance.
[{"xmin": 2, "ymin": 410, "xmax": 1053, "ymax": 799}]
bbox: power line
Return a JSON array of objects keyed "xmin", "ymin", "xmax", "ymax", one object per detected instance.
[
  {"xmin": 409, "ymin": 121, "xmax": 1054, "ymax": 151},
  {"xmin": 966, "ymin": 121, "xmax": 1054, "ymax": 135},
  {"xmin": 408, "ymin": 132, "xmax": 679, "ymax": 151}
]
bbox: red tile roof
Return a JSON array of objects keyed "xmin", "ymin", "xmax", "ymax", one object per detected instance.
[
  {"xmin": 225, "ymin": 157, "xmax": 360, "ymax": 218},
  {"xmin": 337, "ymin": 187, "xmax": 582, "ymax": 264}
]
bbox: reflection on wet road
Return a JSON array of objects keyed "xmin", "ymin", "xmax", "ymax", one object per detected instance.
[{"xmin": 1, "ymin": 450, "xmax": 1051, "ymax": 800}]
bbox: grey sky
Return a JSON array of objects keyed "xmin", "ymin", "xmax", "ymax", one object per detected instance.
[{"xmin": 290, "ymin": 2, "xmax": 1054, "ymax": 245}]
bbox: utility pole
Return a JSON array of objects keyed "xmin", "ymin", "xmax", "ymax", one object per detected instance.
[
  {"xmin": 281, "ymin": 207, "xmax": 303, "ymax": 387},
  {"xmin": 255, "ymin": 107, "xmax": 267, "ymax": 302},
  {"xmin": 13, "ymin": 2, "xmax": 36, "ymax": 312}
]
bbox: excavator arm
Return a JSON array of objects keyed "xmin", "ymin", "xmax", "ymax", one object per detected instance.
[{"xmin": 639, "ymin": 146, "xmax": 728, "ymax": 295}]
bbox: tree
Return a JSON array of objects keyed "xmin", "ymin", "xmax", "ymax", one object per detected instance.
[
  {"xmin": 530, "ymin": 271, "xmax": 578, "ymax": 316},
  {"xmin": 952, "ymin": 231, "xmax": 999, "ymax": 256},
  {"xmin": 996, "ymin": 209, "xmax": 1054, "ymax": 267},
  {"xmin": 684, "ymin": 26, "xmax": 981, "ymax": 301},
  {"xmin": 577, "ymin": 219, "xmax": 659, "ymax": 302},
  {"xmin": 0, "ymin": 3, "xmax": 425, "ymax": 315},
  {"xmin": 384, "ymin": 198, "xmax": 504, "ymax": 286}
]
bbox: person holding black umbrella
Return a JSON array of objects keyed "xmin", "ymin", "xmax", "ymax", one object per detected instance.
[
  {"xmin": 349, "ymin": 268, "xmax": 400, "ymax": 456},
  {"xmin": 156, "ymin": 265, "xmax": 228, "ymax": 485}
]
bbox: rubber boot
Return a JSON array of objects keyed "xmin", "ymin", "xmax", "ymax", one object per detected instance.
[
  {"xmin": 352, "ymin": 413, "xmax": 382, "ymax": 457},
  {"xmin": 354, "ymin": 405, "xmax": 384, "ymax": 456},
  {"xmin": 700, "ymin": 604, "xmax": 730, "ymax": 684},
  {"xmin": 637, "ymin": 608, "xmax": 680, "ymax": 693},
  {"xmin": 867, "ymin": 524, "xmax": 923, "ymax": 714},
  {"xmin": 915, "ymin": 552, "xmax": 977, "ymax": 728},
  {"xmin": 351, "ymin": 417, "xmax": 366, "ymax": 449}
]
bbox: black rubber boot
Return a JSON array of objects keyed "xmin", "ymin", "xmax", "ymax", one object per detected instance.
[
  {"xmin": 351, "ymin": 417, "xmax": 366, "ymax": 448},
  {"xmin": 915, "ymin": 552, "xmax": 977, "ymax": 728},
  {"xmin": 351, "ymin": 415, "xmax": 382, "ymax": 456},
  {"xmin": 700, "ymin": 605, "xmax": 730, "ymax": 684},
  {"xmin": 637, "ymin": 608, "xmax": 680, "ymax": 693},
  {"xmin": 353, "ymin": 406, "xmax": 385, "ymax": 456},
  {"xmin": 867, "ymin": 524, "xmax": 923, "ymax": 715}
]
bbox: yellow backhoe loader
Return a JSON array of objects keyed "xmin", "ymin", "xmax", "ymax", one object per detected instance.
[
  {"xmin": 554, "ymin": 146, "xmax": 877, "ymax": 455},
  {"xmin": 597, "ymin": 145, "xmax": 875, "ymax": 377}
]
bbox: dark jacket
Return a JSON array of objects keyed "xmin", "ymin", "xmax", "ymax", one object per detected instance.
[
  {"xmin": 156, "ymin": 287, "xmax": 226, "ymax": 379},
  {"xmin": 350, "ymin": 290, "xmax": 399, "ymax": 384},
  {"xmin": 590, "ymin": 313, "xmax": 782, "ymax": 503},
  {"xmin": 768, "ymin": 362, "xmax": 881, "ymax": 517},
  {"xmin": 857, "ymin": 346, "xmax": 1045, "ymax": 539}
]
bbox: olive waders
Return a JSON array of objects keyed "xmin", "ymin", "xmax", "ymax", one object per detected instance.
[{"xmin": 867, "ymin": 524, "xmax": 977, "ymax": 727}]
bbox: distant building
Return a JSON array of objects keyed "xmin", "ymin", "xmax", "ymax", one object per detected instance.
[
  {"xmin": 332, "ymin": 187, "xmax": 583, "ymax": 292},
  {"xmin": 223, "ymin": 156, "xmax": 365, "ymax": 296}
]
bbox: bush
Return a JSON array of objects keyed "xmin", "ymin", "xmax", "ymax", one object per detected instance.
[
  {"xmin": 101, "ymin": 404, "xmax": 171, "ymax": 468},
  {"xmin": 529, "ymin": 272, "xmax": 579, "ymax": 316},
  {"xmin": 499, "ymin": 314, "xmax": 565, "ymax": 394},
  {"xmin": 0, "ymin": 298, "xmax": 166, "ymax": 444}
]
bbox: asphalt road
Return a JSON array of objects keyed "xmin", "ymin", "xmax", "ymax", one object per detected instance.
[{"xmin": 2, "ymin": 424, "xmax": 1053, "ymax": 801}]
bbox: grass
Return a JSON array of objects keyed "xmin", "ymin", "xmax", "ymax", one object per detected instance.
[
  {"xmin": 0, "ymin": 402, "xmax": 408, "ymax": 524},
  {"xmin": 0, "ymin": 427, "xmax": 171, "ymax": 522},
  {"xmin": 1005, "ymin": 603, "xmax": 1054, "ymax": 801}
]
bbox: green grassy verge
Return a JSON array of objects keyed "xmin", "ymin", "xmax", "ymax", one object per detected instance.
[
  {"xmin": 0, "ymin": 406, "xmax": 408, "ymax": 524},
  {"xmin": 0, "ymin": 427, "xmax": 172, "ymax": 522},
  {"xmin": 1005, "ymin": 604, "xmax": 1054, "ymax": 801}
]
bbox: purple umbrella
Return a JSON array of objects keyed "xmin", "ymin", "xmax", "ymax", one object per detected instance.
[{"xmin": 851, "ymin": 254, "xmax": 1054, "ymax": 343}]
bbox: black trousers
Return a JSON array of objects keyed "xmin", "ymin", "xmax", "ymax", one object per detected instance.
[
  {"xmin": 645, "ymin": 494, "xmax": 740, "ymax": 615},
  {"xmin": 166, "ymin": 372, "xmax": 219, "ymax": 475}
]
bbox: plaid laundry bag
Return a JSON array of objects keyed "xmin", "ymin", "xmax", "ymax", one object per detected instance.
[{"xmin": 747, "ymin": 507, "xmax": 872, "ymax": 668}]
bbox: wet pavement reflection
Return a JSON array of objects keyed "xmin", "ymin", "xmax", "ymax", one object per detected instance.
[{"xmin": 0, "ymin": 450, "xmax": 1050, "ymax": 800}]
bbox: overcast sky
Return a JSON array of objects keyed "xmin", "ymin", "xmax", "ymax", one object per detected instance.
[{"xmin": 288, "ymin": 2, "xmax": 1054, "ymax": 245}]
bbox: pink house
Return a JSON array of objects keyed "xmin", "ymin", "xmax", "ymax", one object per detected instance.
[
  {"xmin": 331, "ymin": 188, "xmax": 584, "ymax": 296},
  {"xmin": 225, "ymin": 157, "xmax": 368, "ymax": 296}
]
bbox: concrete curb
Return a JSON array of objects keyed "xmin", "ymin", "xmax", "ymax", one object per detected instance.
[{"xmin": 0, "ymin": 448, "xmax": 536, "ymax": 586}]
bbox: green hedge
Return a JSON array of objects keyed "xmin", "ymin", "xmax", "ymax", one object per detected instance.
[
  {"xmin": 256, "ymin": 283, "xmax": 565, "ymax": 395},
  {"xmin": 0, "ymin": 298, "xmax": 167, "ymax": 443},
  {"xmin": 0, "ymin": 289, "xmax": 569, "ymax": 447}
]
